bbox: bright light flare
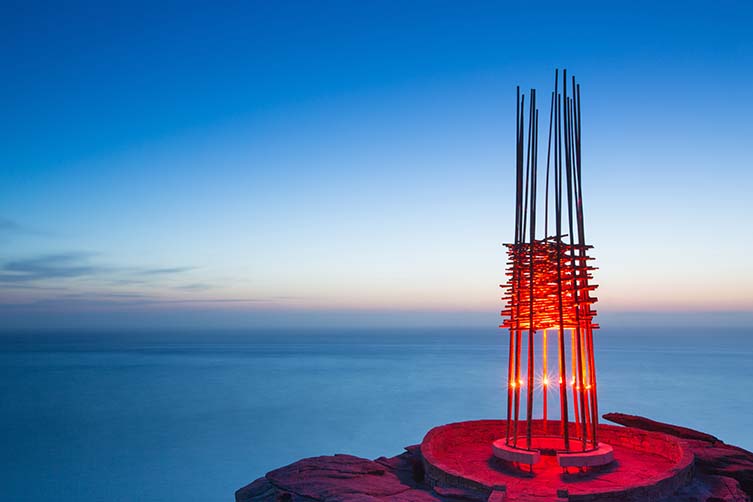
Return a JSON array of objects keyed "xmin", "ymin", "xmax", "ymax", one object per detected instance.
[
  {"xmin": 509, "ymin": 378, "xmax": 526, "ymax": 389},
  {"xmin": 535, "ymin": 372, "xmax": 556, "ymax": 391}
]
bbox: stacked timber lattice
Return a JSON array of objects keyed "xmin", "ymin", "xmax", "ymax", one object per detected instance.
[{"xmin": 501, "ymin": 70, "xmax": 600, "ymax": 453}]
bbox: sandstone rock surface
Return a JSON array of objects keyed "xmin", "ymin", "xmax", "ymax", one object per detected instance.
[
  {"xmin": 236, "ymin": 414, "xmax": 753, "ymax": 502},
  {"xmin": 604, "ymin": 413, "xmax": 753, "ymax": 499}
]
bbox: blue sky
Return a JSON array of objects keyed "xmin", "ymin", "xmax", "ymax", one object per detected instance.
[{"xmin": 1, "ymin": 1, "xmax": 752, "ymax": 330}]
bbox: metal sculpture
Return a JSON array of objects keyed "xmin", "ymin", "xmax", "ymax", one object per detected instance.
[{"xmin": 499, "ymin": 70, "xmax": 603, "ymax": 463}]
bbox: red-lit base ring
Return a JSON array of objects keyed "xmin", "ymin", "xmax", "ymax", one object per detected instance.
[
  {"xmin": 492, "ymin": 437, "xmax": 613, "ymax": 468},
  {"xmin": 492, "ymin": 440, "xmax": 541, "ymax": 466},
  {"xmin": 557, "ymin": 443, "xmax": 614, "ymax": 467}
]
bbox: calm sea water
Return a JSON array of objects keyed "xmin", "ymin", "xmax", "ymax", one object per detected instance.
[{"xmin": 1, "ymin": 327, "xmax": 751, "ymax": 502}]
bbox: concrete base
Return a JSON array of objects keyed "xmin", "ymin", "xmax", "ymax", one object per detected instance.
[
  {"xmin": 492, "ymin": 438, "xmax": 614, "ymax": 469},
  {"xmin": 492, "ymin": 439, "xmax": 541, "ymax": 465},
  {"xmin": 557, "ymin": 443, "xmax": 614, "ymax": 468}
]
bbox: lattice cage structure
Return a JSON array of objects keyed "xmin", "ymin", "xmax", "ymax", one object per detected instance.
[{"xmin": 501, "ymin": 70, "xmax": 601, "ymax": 454}]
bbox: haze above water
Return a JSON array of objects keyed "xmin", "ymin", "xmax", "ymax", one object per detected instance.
[{"xmin": 2, "ymin": 327, "xmax": 751, "ymax": 502}]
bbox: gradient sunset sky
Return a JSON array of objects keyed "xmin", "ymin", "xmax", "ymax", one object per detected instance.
[{"xmin": 2, "ymin": 1, "xmax": 752, "ymax": 330}]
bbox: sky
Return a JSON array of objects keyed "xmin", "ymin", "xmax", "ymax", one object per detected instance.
[{"xmin": 1, "ymin": 1, "xmax": 752, "ymax": 330}]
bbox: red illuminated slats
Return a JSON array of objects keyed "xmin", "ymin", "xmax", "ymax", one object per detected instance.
[{"xmin": 500, "ymin": 241, "xmax": 598, "ymax": 331}]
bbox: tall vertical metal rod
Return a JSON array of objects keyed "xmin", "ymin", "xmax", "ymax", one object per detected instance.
[
  {"xmin": 563, "ymin": 74, "xmax": 580, "ymax": 444},
  {"xmin": 525, "ymin": 91, "xmax": 537, "ymax": 449},
  {"xmin": 567, "ymin": 97, "xmax": 583, "ymax": 443},
  {"xmin": 574, "ymin": 82, "xmax": 599, "ymax": 447},
  {"xmin": 522, "ymin": 91, "xmax": 533, "ymax": 245},
  {"xmin": 506, "ymin": 88, "xmax": 523, "ymax": 444},
  {"xmin": 541, "ymin": 83, "xmax": 556, "ymax": 437},
  {"xmin": 571, "ymin": 87, "xmax": 595, "ymax": 445},
  {"xmin": 512, "ymin": 93, "xmax": 526, "ymax": 446},
  {"xmin": 544, "ymin": 90, "xmax": 555, "ymax": 240},
  {"xmin": 566, "ymin": 115, "xmax": 580, "ymax": 441},
  {"xmin": 554, "ymin": 69, "xmax": 569, "ymax": 450},
  {"xmin": 570, "ymin": 79, "xmax": 593, "ymax": 442},
  {"xmin": 566, "ymin": 92, "xmax": 588, "ymax": 439},
  {"xmin": 570, "ymin": 81, "xmax": 591, "ymax": 442},
  {"xmin": 564, "ymin": 92, "xmax": 588, "ymax": 450},
  {"xmin": 516, "ymin": 90, "xmax": 525, "ymax": 244}
]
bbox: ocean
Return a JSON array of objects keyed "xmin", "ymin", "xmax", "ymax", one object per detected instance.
[{"xmin": 1, "ymin": 327, "xmax": 751, "ymax": 502}]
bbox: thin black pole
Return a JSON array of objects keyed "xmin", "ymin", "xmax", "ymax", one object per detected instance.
[
  {"xmin": 526, "ymin": 91, "xmax": 537, "ymax": 449},
  {"xmin": 544, "ymin": 90, "xmax": 555, "ymax": 240},
  {"xmin": 564, "ymin": 93, "xmax": 588, "ymax": 450},
  {"xmin": 570, "ymin": 79, "xmax": 592, "ymax": 442},
  {"xmin": 574, "ymin": 81, "xmax": 599, "ymax": 447},
  {"xmin": 512, "ymin": 92, "xmax": 526, "ymax": 446},
  {"xmin": 555, "ymin": 70, "xmax": 569, "ymax": 451},
  {"xmin": 522, "ymin": 93, "xmax": 533, "ymax": 245},
  {"xmin": 506, "ymin": 88, "xmax": 523, "ymax": 444},
  {"xmin": 555, "ymin": 70, "xmax": 570, "ymax": 451}
]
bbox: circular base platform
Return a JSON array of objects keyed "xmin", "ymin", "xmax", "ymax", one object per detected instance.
[
  {"xmin": 421, "ymin": 420, "xmax": 694, "ymax": 501},
  {"xmin": 492, "ymin": 438, "xmax": 614, "ymax": 468},
  {"xmin": 558, "ymin": 443, "xmax": 614, "ymax": 468}
]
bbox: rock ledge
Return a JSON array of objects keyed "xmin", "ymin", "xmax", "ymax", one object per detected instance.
[{"xmin": 236, "ymin": 414, "xmax": 753, "ymax": 502}]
